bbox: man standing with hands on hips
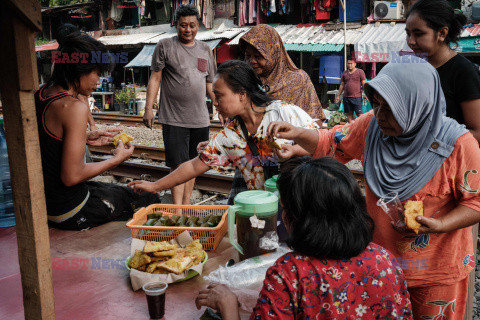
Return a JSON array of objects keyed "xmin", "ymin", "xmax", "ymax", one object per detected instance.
[
  {"xmin": 335, "ymin": 58, "xmax": 366, "ymax": 123},
  {"xmin": 143, "ymin": 4, "xmax": 216, "ymax": 204}
]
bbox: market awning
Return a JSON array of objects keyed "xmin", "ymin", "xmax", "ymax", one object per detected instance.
[
  {"xmin": 353, "ymin": 23, "xmax": 410, "ymax": 62},
  {"xmin": 284, "ymin": 43, "xmax": 343, "ymax": 52},
  {"xmin": 124, "ymin": 39, "xmax": 222, "ymax": 68},
  {"xmin": 452, "ymin": 36, "xmax": 480, "ymax": 53}
]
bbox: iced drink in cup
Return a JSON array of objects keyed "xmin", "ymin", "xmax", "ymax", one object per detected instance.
[
  {"xmin": 143, "ymin": 281, "xmax": 168, "ymax": 319},
  {"xmin": 376, "ymin": 192, "xmax": 406, "ymax": 228}
]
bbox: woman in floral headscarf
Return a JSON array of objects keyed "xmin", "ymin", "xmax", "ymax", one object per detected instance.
[{"xmin": 239, "ymin": 24, "xmax": 323, "ymax": 120}]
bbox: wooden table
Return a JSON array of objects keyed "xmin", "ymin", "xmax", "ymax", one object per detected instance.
[{"xmin": 0, "ymin": 222, "xmax": 252, "ymax": 319}]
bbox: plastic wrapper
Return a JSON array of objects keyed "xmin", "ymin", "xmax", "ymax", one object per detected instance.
[
  {"xmin": 258, "ymin": 231, "xmax": 279, "ymax": 251},
  {"xmin": 204, "ymin": 246, "xmax": 290, "ymax": 312},
  {"xmin": 377, "ymin": 192, "xmax": 406, "ymax": 228}
]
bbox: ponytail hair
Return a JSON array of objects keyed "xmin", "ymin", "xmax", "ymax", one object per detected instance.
[
  {"xmin": 48, "ymin": 24, "xmax": 114, "ymax": 91},
  {"xmin": 406, "ymin": 0, "xmax": 466, "ymax": 45},
  {"xmin": 216, "ymin": 60, "xmax": 273, "ymax": 107}
]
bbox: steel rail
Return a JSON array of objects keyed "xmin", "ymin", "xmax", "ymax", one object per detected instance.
[
  {"xmin": 93, "ymin": 113, "xmax": 223, "ymax": 132},
  {"xmin": 91, "ymin": 155, "xmax": 233, "ymax": 194}
]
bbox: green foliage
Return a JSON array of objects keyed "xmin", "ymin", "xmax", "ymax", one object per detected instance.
[
  {"xmin": 114, "ymin": 88, "xmax": 136, "ymax": 104},
  {"xmin": 43, "ymin": 0, "xmax": 90, "ymax": 7},
  {"xmin": 327, "ymin": 111, "xmax": 348, "ymax": 127},
  {"xmin": 35, "ymin": 38, "xmax": 50, "ymax": 46}
]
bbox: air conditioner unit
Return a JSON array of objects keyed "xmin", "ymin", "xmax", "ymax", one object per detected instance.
[{"xmin": 374, "ymin": 1, "xmax": 404, "ymax": 20}]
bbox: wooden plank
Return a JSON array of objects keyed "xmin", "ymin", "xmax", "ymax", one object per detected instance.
[
  {"xmin": 0, "ymin": 11, "xmax": 55, "ymax": 320},
  {"xmin": 3, "ymin": 0, "xmax": 42, "ymax": 31}
]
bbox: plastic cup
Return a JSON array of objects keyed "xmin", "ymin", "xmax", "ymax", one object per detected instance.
[
  {"xmin": 376, "ymin": 192, "xmax": 406, "ymax": 228},
  {"xmin": 143, "ymin": 281, "xmax": 168, "ymax": 319}
]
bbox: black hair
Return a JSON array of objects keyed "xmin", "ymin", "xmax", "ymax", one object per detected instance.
[
  {"xmin": 216, "ymin": 60, "xmax": 273, "ymax": 107},
  {"xmin": 48, "ymin": 24, "xmax": 113, "ymax": 91},
  {"xmin": 347, "ymin": 56, "xmax": 356, "ymax": 62},
  {"xmin": 174, "ymin": 4, "xmax": 200, "ymax": 22},
  {"xmin": 278, "ymin": 156, "xmax": 374, "ymax": 260},
  {"xmin": 406, "ymin": 0, "xmax": 466, "ymax": 45}
]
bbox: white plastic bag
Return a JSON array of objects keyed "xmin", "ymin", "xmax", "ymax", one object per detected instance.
[{"xmin": 204, "ymin": 246, "xmax": 290, "ymax": 312}]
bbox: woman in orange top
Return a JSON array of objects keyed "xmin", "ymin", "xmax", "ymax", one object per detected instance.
[{"xmin": 267, "ymin": 56, "xmax": 480, "ymax": 319}]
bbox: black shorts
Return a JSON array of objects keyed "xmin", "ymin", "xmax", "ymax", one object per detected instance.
[
  {"xmin": 162, "ymin": 124, "xmax": 209, "ymax": 168},
  {"xmin": 50, "ymin": 181, "xmax": 160, "ymax": 230},
  {"xmin": 343, "ymin": 97, "xmax": 363, "ymax": 116}
]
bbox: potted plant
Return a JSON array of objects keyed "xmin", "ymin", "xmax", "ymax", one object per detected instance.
[{"xmin": 114, "ymin": 88, "xmax": 135, "ymax": 112}]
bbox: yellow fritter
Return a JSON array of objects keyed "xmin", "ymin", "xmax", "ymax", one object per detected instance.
[
  {"xmin": 113, "ymin": 133, "xmax": 134, "ymax": 148},
  {"xmin": 157, "ymin": 256, "xmax": 193, "ymax": 274},
  {"xmin": 129, "ymin": 250, "xmax": 152, "ymax": 269},
  {"xmin": 404, "ymin": 200, "xmax": 423, "ymax": 234},
  {"xmin": 143, "ymin": 241, "xmax": 177, "ymax": 253}
]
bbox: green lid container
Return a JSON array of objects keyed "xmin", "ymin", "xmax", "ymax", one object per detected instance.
[
  {"xmin": 228, "ymin": 190, "xmax": 278, "ymax": 254},
  {"xmin": 264, "ymin": 175, "xmax": 279, "ymax": 194}
]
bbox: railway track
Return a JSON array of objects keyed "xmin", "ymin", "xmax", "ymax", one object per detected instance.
[
  {"xmin": 93, "ymin": 113, "xmax": 223, "ymax": 132},
  {"xmin": 91, "ymin": 155, "xmax": 233, "ymax": 194}
]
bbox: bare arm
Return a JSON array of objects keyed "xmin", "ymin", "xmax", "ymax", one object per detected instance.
[
  {"xmin": 206, "ymin": 82, "xmax": 215, "ymax": 104},
  {"xmin": 60, "ymin": 102, "xmax": 133, "ymax": 186},
  {"xmin": 268, "ymin": 121, "xmax": 319, "ymax": 155},
  {"xmin": 335, "ymin": 81, "xmax": 345, "ymax": 103},
  {"xmin": 416, "ymin": 204, "xmax": 480, "ymax": 234},
  {"xmin": 144, "ymin": 70, "xmax": 162, "ymax": 128},
  {"xmin": 128, "ymin": 157, "xmax": 210, "ymax": 193},
  {"xmin": 460, "ymin": 99, "xmax": 480, "ymax": 143},
  {"xmin": 86, "ymin": 107, "xmax": 97, "ymax": 131}
]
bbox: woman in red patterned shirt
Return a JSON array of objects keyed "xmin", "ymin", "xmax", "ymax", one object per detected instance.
[{"xmin": 195, "ymin": 156, "xmax": 413, "ymax": 320}]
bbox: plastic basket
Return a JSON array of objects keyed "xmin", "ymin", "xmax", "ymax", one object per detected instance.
[{"xmin": 126, "ymin": 204, "xmax": 229, "ymax": 252}]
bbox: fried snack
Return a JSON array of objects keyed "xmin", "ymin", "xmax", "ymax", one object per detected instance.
[
  {"xmin": 150, "ymin": 256, "xmax": 170, "ymax": 262},
  {"xmin": 153, "ymin": 269, "xmax": 169, "ymax": 274},
  {"xmin": 143, "ymin": 241, "xmax": 177, "ymax": 253},
  {"xmin": 113, "ymin": 133, "xmax": 134, "ymax": 148},
  {"xmin": 157, "ymin": 256, "xmax": 193, "ymax": 274},
  {"xmin": 265, "ymin": 137, "xmax": 282, "ymax": 149},
  {"xmin": 404, "ymin": 200, "xmax": 423, "ymax": 234},
  {"xmin": 137, "ymin": 265, "xmax": 147, "ymax": 272},
  {"xmin": 152, "ymin": 249, "xmax": 176, "ymax": 257},
  {"xmin": 186, "ymin": 240, "xmax": 205, "ymax": 265},
  {"xmin": 129, "ymin": 250, "xmax": 152, "ymax": 269},
  {"xmin": 146, "ymin": 261, "xmax": 166, "ymax": 273}
]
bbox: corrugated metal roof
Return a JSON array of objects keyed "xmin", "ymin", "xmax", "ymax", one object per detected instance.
[
  {"xmin": 98, "ymin": 33, "xmax": 163, "ymax": 46},
  {"xmin": 461, "ymin": 23, "xmax": 480, "ymax": 37},
  {"xmin": 124, "ymin": 39, "xmax": 222, "ymax": 68},
  {"xmin": 284, "ymin": 43, "xmax": 343, "ymax": 52},
  {"xmin": 227, "ymin": 24, "xmax": 365, "ymax": 47}
]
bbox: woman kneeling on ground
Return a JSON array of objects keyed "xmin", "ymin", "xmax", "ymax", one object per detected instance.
[
  {"xmin": 195, "ymin": 156, "xmax": 413, "ymax": 319},
  {"xmin": 36, "ymin": 26, "xmax": 159, "ymax": 230}
]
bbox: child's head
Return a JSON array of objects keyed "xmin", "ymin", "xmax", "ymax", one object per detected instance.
[
  {"xmin": 406, "ymin": 0, "xmax": 466, "ymax": 55},
  {"xmin": 49, "ymin": 24, "xmax": 113, "ymax": 94},
  {"xmin": 278, "ymin": 156, "xmax": 373, "ymax": 259}
]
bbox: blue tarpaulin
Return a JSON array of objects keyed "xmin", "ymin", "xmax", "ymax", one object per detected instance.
[{"xmin": 319, "ymin": 54, "xmax": 343, "ymax": 84}]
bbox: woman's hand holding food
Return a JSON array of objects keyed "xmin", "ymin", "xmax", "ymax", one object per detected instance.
[
  {"xmin": 195, "ymin": 284, "xmax": 240, "ymax": 320},
  {"xmin": 391, "ymin": 216, "xmax": 445, "ymax": 234},
  {"xmin": 127, "ymin": 180, "xmax": 159, "ymax": 194},
  {"xmin": 267, "ymin": 121, "xmax": 300, "ymax": 140},
  {"xmin": 275, "ymin": 144, "xmax": 296, "ymax": 161}
]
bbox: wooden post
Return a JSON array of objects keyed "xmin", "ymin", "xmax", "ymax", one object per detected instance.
[{"xmin": 0, "ymin": 1, "xmax": 55, "ymax": 320}]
